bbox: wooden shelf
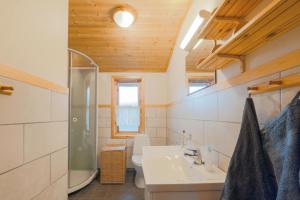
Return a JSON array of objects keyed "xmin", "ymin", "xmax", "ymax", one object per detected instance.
[
  {"xmin": 196, "ymin": 0, "xmax": 300, "ymax": 72},
  {"xmin": 186, "ymin": 0, "xmax": 262, "ymax": 71},
  {"xmin": 198, "ymin": 0, "xmax": 263, "ymax": 40},
  {"xmin": 185, "ymin": 40, "xmax": 214, "ymax": 72},
  {"xmin": 248, "ymin": 73, "xmax": 300, "ymax": 95}
]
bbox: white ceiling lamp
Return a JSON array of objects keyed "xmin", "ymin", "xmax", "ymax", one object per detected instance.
[
  {"xmin": 113, "ymin": 5, "xmax": 136, "ymax": 28},
  {"xmin": 180, "ymin": 15, "xmax": 204, "ymax": 50},
  {"xmin": 192, "ymin": 39, "xmax": 204, "ymax": 50}
]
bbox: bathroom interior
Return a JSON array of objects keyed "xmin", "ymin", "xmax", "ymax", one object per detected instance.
[{"xmin": 1, "ymin": 0, "xmax": 300, "ymax": 200}]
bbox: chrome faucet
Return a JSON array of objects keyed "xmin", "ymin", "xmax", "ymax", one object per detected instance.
[{"xmin": 184, "ymin": 148, "xmax": 204, "ymax": 165}]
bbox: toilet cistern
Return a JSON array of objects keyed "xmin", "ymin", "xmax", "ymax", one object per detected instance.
[{"xmin": 132, "ymin": 135, "xmax": 150, "ymax": 188}]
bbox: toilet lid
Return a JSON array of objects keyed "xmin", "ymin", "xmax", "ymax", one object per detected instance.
[{"xmin": 132, "ymin": 155, "xmax": 143, "ymax": 166}]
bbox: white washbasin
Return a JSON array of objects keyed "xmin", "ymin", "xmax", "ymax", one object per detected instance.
[{"xmin": 142, "ymin": 146, "xmax": 226, "ymax": 199}]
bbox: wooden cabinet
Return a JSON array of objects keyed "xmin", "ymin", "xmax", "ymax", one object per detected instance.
[{"xmin": 100, "ymin": 144, "xmax": 126, "ymax": 184}]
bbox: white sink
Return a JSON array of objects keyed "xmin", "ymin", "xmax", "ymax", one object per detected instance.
[{"xmin": 142, "ymin": 146, "xmax": 226, "ymax": 200}]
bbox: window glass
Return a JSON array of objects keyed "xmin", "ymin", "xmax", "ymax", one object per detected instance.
[
  {"xmin": 117, "ymin": 83, "xmax": 140, "ymax": 132},
  {"xmin": 189, "ymin": 83, "xmax": 210, "ymax": 94},
  {"xmin": 188, "ymin": 75, "xmax": 215, "ymax": 94},
  {"xmin": 118, "ymin": 84, "xmax": 139, "ymax": 106}
]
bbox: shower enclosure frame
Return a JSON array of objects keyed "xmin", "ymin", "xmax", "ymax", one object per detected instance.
[{"xmin": 68, "ymin": 48, "xmax": 98, "ymax": 194}]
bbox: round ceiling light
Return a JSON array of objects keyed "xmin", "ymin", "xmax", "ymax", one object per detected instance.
[{"xmin": 113, "ymin": 6, "xmax": 136, "ymax": 28}]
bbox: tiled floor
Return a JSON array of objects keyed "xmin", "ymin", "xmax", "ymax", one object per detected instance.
[{"xmin": 69, "ymin": 171, "xmax": 144, "ymax": 200}]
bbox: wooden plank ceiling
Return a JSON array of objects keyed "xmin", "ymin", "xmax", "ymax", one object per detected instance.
[{"xmin": 69, "ymin": 0, "xmax": 191, "ymax": 72}]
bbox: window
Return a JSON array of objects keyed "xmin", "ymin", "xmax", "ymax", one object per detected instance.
[
  {"xmin": 189, "ymin": 82, "xmax": 210, "ymax": 94},
  {"xmin": 111, "ymin": 77, "xmax": 144, "ymax": 138},
  {"xmin": 188, "ymin": 75, "xmax": 216, "ymax": 95}
]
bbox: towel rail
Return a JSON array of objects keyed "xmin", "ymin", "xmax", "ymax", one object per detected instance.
[{"xmin": 248, "ymin": 73, "xmax": 300, "ymax": 95}]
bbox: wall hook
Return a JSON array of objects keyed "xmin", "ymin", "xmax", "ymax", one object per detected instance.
[
  {"xmin": 269, "ymin": 80, "xmax": 282, "ymax": 85},
  {"xmin": 247, "ymin": 86, "xmax": 258, "ymax": 91},
  {"xmin": 0, "ymin": 85, "xmax": 14, "ymax": 96}
]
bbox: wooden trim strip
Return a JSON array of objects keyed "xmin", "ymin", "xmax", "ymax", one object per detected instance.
[
  {"xmin": 215, "ymin": 49, "xmax": 300, "ymax": 92},
  {"xmin": 0, "ymin": 64, "xmax": 68, "ymax": 94},
  {"xmin": 145, "ymin": 104, "xmax": 168, "ymax": 108},
  {"xmin": 99, "ymin": 67, "xmax": 166, "ymax": 73},
  {"xmin": 98, "ymin": 104, "xmax": 168, "ymax": 108},
  {"xmin": 248, "ymin": 73, "xmax": 300, "ymax": 95},
  {"xmin": 168, "ymin": 48, "xmax": 300, "ymax": 107},
  {"xmin": 98, "ymin": 104, "xmax": 111, "ymax": 108}
]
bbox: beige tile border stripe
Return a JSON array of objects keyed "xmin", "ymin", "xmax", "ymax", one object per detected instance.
[
  {"xmin": 0, "ymin": 64, "xmax": 68, "ymax": 94},
  {"xmin": 98, "ymin": 104, "xmax": 168, "ymax": 108}
]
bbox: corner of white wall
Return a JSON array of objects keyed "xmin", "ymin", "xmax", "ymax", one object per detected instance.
[{"xmin": 166, "ymin": 0, "xmax": 221, "ymax": 103}]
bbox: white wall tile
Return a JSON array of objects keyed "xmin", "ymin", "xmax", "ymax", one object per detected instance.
[
  {"xmin": 146, "ymin": 107, "xmax": 167, "ymax": 118},
  {"xmin": 215, "ymin": 122, "xmax": 240, "ymax": 157},
  {"xmin": 281, "ymin": 86, "xmax": 300, "ymax": 108},
  {"xmin": 51, "ymin": 91, "xmax": 68, "ymax": 121},
  {"xmin": 157, "ymin": 108, "xmax": 167, "ymax": 118},
  {"xmin": 183, "ymin": 120, "xmax": 204, "ymax": 147},
  {"xmin": 145, "ymin": 108, "xmax": 156, "ymax": 118},
  {"xmin": 157, "ymin": 128, "xmax": 167, "ymax": 138},
  {"xmin": 126, "ymin": 138, "xmax": 134, "ymax": 147},
  {"xmin": 98, "ymin": 118, "xmax": 106, "ymax": 128},
  {"xmin": 98, "ymin": 118, "xmax": 111, "ymax": 128},
  {"xmin": 145, "ymin": 127, "xmax": 157, "ymax": 137},
  {"xmin": 98, "ymin": 127, "xmax": 111, "ymax": 138},
  {"xmin": 280, "ymin": 66, "xmax": 300, "ymax": 107},
  {"xmin": 195, "ymin": 93, "xmax": 218, "ymax": 121},
  {"xmin": 50, "ymin": 148, "xmax": 68, "ymax": 183},
  {"xmin": 0, "ymin": 156, "xmax": 50, "ymax": 200},
  {"xmin": 98, "ymin": 107, "xmax": 111, "ymax": 118},
  {"xmin": 24, "ymin": 122, "xmax": 68, "ymax": 162},
  {"xmin": 204, "ymin": 121, "xmax": 217, "ymax": 147},
  {"xmin": 252, "ymin": 91, "xmax": 280, "ymax": 124},
  {"xmin": 33, "ymin": 175, "xmax": 67, "ymax": 200},
  {"xmin": 0, "ymin": 77, "xmax": 51, "ymax": 124},
  {"xmin": 218, "ymin": 85, "xmax": 248, "ymax": 123},
  {"xmin": 203, "ymin": 121, "xmax": 240, "ymax": 157},
  {"xmin": 0, "ymin": 125, "xmax": 23, "ymax": 174},
  {"xmin": 146, "ymin": 118, "xmax": 166, "ymax": 128},
  {"xmin": 150, "ymin": 137, "xmax": 166, "ymax": 146}
]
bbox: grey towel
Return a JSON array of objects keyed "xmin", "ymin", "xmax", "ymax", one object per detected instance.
[
  {"xmin": 220, "ymin": 98, "xmax": 277, "ymax": 200},
  {"xmin": 262, "ymin": 91, "xmax": 300, "ymax": 200}
]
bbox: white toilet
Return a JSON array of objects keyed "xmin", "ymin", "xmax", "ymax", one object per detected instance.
[{"xmin": 132, "ymin": 135, "xmax": 150, "ymax": 188}]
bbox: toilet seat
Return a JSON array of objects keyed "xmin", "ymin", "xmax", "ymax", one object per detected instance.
[{"xmin": 132, "ymin": 155, "xmax": 142, "ymax": 167}]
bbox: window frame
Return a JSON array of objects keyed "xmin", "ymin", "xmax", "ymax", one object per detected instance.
[
  {"xmin": 187, "ymin": 74, "xmax": 216, "ymax": 95},
  {"xmin": 111, "ymin": 76, "xmax": 145, "ymax": 139}
]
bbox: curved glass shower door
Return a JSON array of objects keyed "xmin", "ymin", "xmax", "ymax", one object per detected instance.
[{"xmin": 68, "ymin": 49, "xmax": 98, "ymax": 193}]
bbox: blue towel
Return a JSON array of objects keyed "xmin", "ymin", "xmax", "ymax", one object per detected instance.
[
  {"xmin": 262, "ymin": 91, "xmax": 300, "ymax": 200},
  {"xmin": 220, "ymin": 98, "xmax": 277, "ymax": 200}
]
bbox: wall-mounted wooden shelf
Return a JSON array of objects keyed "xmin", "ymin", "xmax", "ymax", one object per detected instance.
[
  {"xmin": 186, "ymin": 0, "xmax": 262, "ymax": 71},
  {"xmin": 198, "ymin": 0, "xmax": 263, "ymax": 40},
  {"xmin": 185, "ymin": 40, "xmax": 214, "ymax": 72},
  {"xmin": 248, "ymin": 73, "xmax": 300, "ymax": 95},
  {"xmin": 196, "ymin": 0, "xmax": 300, "ymax": 72}
]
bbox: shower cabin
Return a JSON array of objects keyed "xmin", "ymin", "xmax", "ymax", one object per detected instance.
[{"xmin": 68, "ymin": 49, "xmax": 98, "ymax": 193}]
